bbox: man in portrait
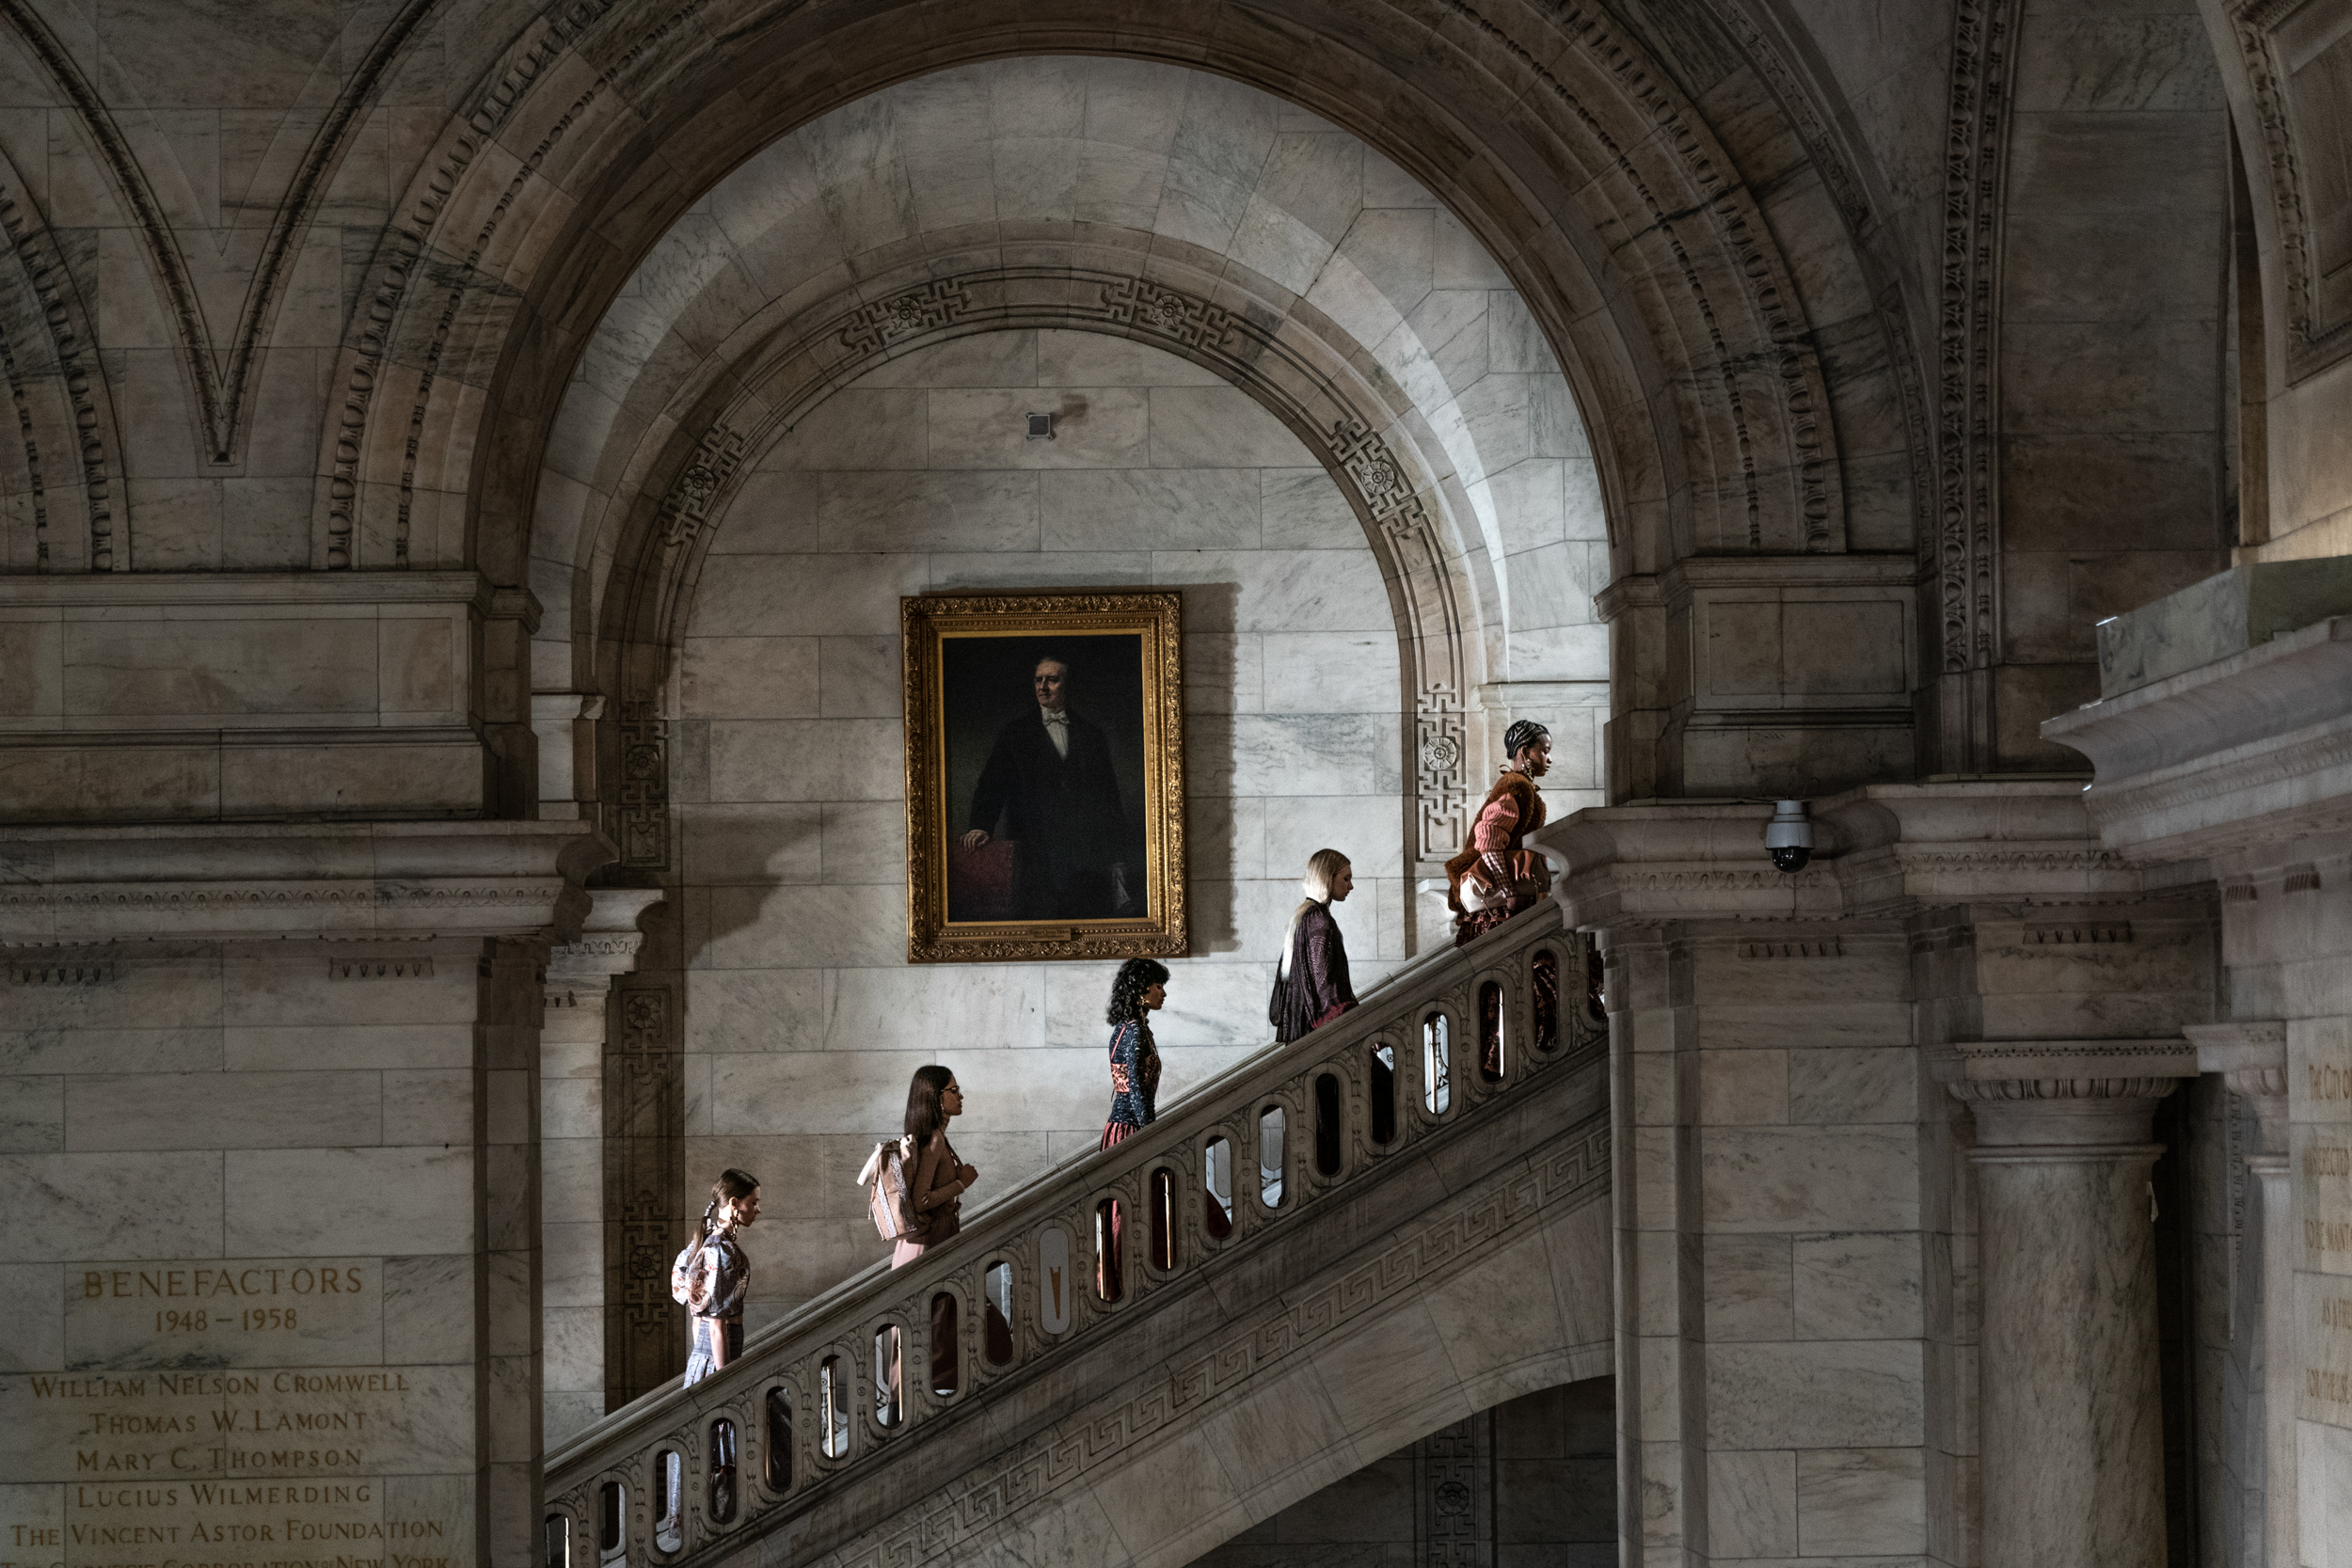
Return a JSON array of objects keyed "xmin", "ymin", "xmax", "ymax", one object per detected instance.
[{"xmin": 957, "ymin": 653, "xmax": 1142, "ymax": 919}]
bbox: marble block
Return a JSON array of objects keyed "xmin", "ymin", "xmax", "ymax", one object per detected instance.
[{"xmin": 2096, "ymin": 557, "xmax": 2352, "ymax": 696}]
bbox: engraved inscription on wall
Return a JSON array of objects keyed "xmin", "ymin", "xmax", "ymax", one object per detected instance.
[
  {"xmin": 2299, "ymin": 1271, "xmax": 2352, "ymax": 1429},
  {"xmin": 0, "ymin": 1259, "xmax": 467, "ymax": 1568}
]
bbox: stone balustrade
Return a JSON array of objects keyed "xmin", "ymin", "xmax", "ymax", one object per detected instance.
[{"xmin": 543, "ymin": 904, "xmax": 1607, "ymax": 1567}]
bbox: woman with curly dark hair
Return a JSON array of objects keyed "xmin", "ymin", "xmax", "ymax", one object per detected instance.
[
  {"xmin": 1100, "ymin": 958, "xmax": 1169, "ymax": 1150},
  {"xmin": 1096, "ymin": 958, "xmax": 1168, "ymax": 1302}
]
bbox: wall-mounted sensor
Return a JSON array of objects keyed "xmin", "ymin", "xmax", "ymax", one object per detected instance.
[
  {"xmin": 1025, "ymin": 412, "xmax": 1054, "ymax": 440},
  {"xmin": 1764, "ymin": 800, "xmax": 1812, "ymax": 873}
]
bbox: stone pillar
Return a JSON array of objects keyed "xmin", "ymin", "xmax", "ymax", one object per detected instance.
[
  {"xmin": 2192, "ymin": 1021, "xmax": 2295, "ymax": 1568},
  {"xmin": 1950, "ymin": 1042, "xmax": 2197, "ymax": 1568},
  {"xmin": 0, "ymin": 821, "xmax": 608, "ymax": 1568},
  {"xmin": 2045, "ymin": 610, "xmax": 2352, "ymax": 1565},
  {"xmin": 541, "ymin": 889, "xmax": 660, "ymax": 1447},
  {"xmin": 1542, "ymin": 782, "xmax": 2217, "ymax": 1568}
]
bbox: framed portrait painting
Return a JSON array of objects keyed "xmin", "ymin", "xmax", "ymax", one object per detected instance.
[{"xmin": 901, "ymin": 591, "xmax": 1188, "ymax": 963}]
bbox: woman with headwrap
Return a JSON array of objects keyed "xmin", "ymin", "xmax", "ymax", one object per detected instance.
[{"xmin": 1444, "ymin": 720, "xmax": 1553, "ymax": 948}]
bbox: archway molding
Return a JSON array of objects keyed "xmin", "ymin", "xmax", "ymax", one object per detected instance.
[
  {"xmin": 589, "ymin": 249, "xmax": 1502, "ymax": 873},
  {"xmin": 0, "ymin": 136, "xmax": 123, "ymax": 573},
  {"xmin": 322, "ymin": 0, "xmax": 1894, "ymax": 596}
]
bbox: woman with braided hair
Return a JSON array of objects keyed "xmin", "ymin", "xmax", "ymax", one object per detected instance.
[
  {"xmin": 677, "ymin": 1167, "xmax": 759, "ymax": 1387},
  {"xmin": 1444, "ymin": 720, "xmax": 1554, "ymax": 948}
]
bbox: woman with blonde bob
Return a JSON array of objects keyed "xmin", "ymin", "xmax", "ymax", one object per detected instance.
[{"xmin": 1268, "ymin": 847, "xmax": 1359, "ymax": 1043}]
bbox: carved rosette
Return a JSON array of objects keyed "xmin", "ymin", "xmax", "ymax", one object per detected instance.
[
  {"xmin": 616, "ymin": 704, "xmax": 669, "ymax": 870},
  {"xmin": 1415, "ymin": 1415, "xmax": 1489, "ymax": 1564}
]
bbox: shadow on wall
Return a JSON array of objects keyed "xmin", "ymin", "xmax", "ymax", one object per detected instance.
[
  {"xmin": 685, "ymin": 579, "xmax": 1244, "ymax": 965},
  {"xmin": 1188, "ymin": 1374, "xmax": 1617, "ymax": 1565}
]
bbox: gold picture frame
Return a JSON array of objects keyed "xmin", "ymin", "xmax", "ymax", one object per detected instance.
[{"xmin": 901, "ymin": 591, "xmax": 1188, "ymax": 963}]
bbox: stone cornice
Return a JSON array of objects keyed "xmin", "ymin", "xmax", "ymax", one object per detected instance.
[
  {"xmin": 2186, "ymin": 1020, "xmax": 2290, "ymax": 1153},
  {"xmin": 0, "ymin": 570, "xmax": 501, "ymax": 610},
  {"xmin": 1536, "ymin": 782, "xmax": 2194, "ymax": 927},
  {"xmin": 1950, "ymin": 1038, "xmax": 2201, "ymax": 1082},
  {"xmin": 2042, "ymin": 615, "xmax": 2352, "ymax": 863},
  {"xmin": 0, "ymin": 821, "xmax": 613, "ymax": 944}
]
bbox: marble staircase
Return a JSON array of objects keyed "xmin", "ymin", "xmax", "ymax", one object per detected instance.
[{"xmin": 543, "ymin": 904, "xmax": 1613, "ymax": 1568}]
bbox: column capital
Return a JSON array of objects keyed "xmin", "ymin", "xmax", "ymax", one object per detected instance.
[
  {"xmin": 2187, "ymin": 1020, "xmax": 2291, "ymax": 1154},
  {"xmin": 1948, "ymin": 1039, "xmax": 2196, "ymax": 1149},
  {"xmin": 548, "ymin": 887, "xmax": 663, "ymax": 986}
]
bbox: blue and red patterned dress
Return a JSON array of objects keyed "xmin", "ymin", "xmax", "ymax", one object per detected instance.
[{"xmin": 1099, "ymin": 1017, "xmax": 1161, "ymax": 1149}]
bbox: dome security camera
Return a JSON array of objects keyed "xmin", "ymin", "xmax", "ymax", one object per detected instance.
[{"xmin": 1764, "ymin": 800, "xmax": 1812, "ymax": 874}]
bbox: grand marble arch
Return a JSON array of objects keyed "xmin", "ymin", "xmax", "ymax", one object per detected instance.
[
  {"xmin": 5, "ymin": 0, "xmax": 2347, "ymax": 1565},
  {"xmin": 539, "ymin": 46, "xmax": 1621, "ymax": 1431}
]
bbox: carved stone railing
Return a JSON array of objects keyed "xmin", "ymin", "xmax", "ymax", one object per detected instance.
[{"xmin": 543, "ymin": 903, "xmax": 1602, "ymax": 1568}]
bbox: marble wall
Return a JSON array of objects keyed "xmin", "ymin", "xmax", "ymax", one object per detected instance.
[
  {"xmin": 1991, "ymin": 0, "xmax": 2232, "ymax": 767},
  {"xmin": 661, "ymin": 326, "xmax": 1609, "ymax": 1321},
  {"xmin": 529, "ymin": 55, "xmax": 1613, "ymax": 794},
  {"xmin": 0, "ymin": 822, "xmax": 604, "ymax": 1568},
  {"xmin": 1193, "ymin": 1378, "xmax": 1617, "ymax": 1567}
]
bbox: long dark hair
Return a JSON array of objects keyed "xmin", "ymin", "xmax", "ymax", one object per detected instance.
[
  {"xmin": 904, "ymin": 1064, "xmax": 955, "ymax": 1148},
  {"xmin": 1105, "ymin": 958, "xmax": 1170, "ymax": 1026},
  {"xmin": 696, "ymin": 1167, "xmax": 758, "ymax": 1245}
]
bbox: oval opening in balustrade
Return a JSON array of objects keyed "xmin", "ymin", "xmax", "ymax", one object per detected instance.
[
  {"xmin": 1369, "ymin": 1043, "xmax": 1397, "ymax": 1144},
  {"xmin": 1039, "ymin": 1227, "xmax": 1073, "ymax": 1335},
  {"xmin": 652, "ymin": 1450, "xmax": 682, "ymax": 1555},
  {"xmin": 1423, "ymin": 1013, "xmax": 1452, "ymax": 1116},
  {"xmin": 930, "ymin": 1292, "xmax": 960, "ymax": 1396},
  {"xmin": 1094, "ymin": 1198, "xmax": 1124, "ymax": 1304},
  {"xmin": 1533, "ymin": 947, "xmax": 1560, "ymax": 1052},
  {"xmin": 983, "ymin": 1260, "xmax": 1016, "ymax": 1365},
  {"xmin": 596, "ymin": 1481, "xmax": 623, "ymax": 1562},
  {"xmin": 1258, "ymin": 1106, "xmax": 1286, "ymax": 1208},
  {"xmin": 763, "ymin": 1387, "xmax": 791, "ymax": 1492},
  {"xmin": 874, "ymin": 1327, "xmax": 902, "ymax": 1429},
  {"xmin": 1312, "ymin": 1072, "xmax": 1343, "ymax": 1176},
  {"xmin": 545, "ymin": 1513, "xmax": 567, "ymax": 1568},
  {"xmin": 708, "ymin": 1418, "xmax": 738, "ymax": 1525},
  {"xmin": 818, "ymin": 1356, "xmax": 850, "ymax": 1459},
  {"xmin": 1202, "ymin": 1136, "xmax": 1234, "ymax": 1238},
  {"xmin": 1149, "ymin": 1167, "xmax": 1178, "ymax": 1271},
  {"xmin": 1478, "ymin": 980, "xmax": 1504, "ymax": 1083}
]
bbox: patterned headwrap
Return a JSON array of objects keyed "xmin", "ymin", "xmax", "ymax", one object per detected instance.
[{"xmin": 1502, "ymin": 719, "xmax": 1550, "ymax": 763}]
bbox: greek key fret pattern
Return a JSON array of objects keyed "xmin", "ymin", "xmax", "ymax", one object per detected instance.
[
  {"xmin": 1417, "ymin": 686, "xmax": 1470, "ymax": 863},
  {"xmin": 659, "ymin": 426, "xmax": 749, "ymax": 548},
  {"xmin": 612, "ymin": 984, "xmax": 682, "ymax": 1399},
  {"xmin": 839, "ymin": 279, "xmax": 976, "ymax": 356},
  {"xmin": 1098, "ymin": 277, "xmax": 1246, "ymax": 352},
  {"xmin": 617, "ymin": 704, "xmax": 669, "ymax": 870},
  {"xmin": 1418, "ymin": 1416, "xmax": 1486, "ymax": 1566}
]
